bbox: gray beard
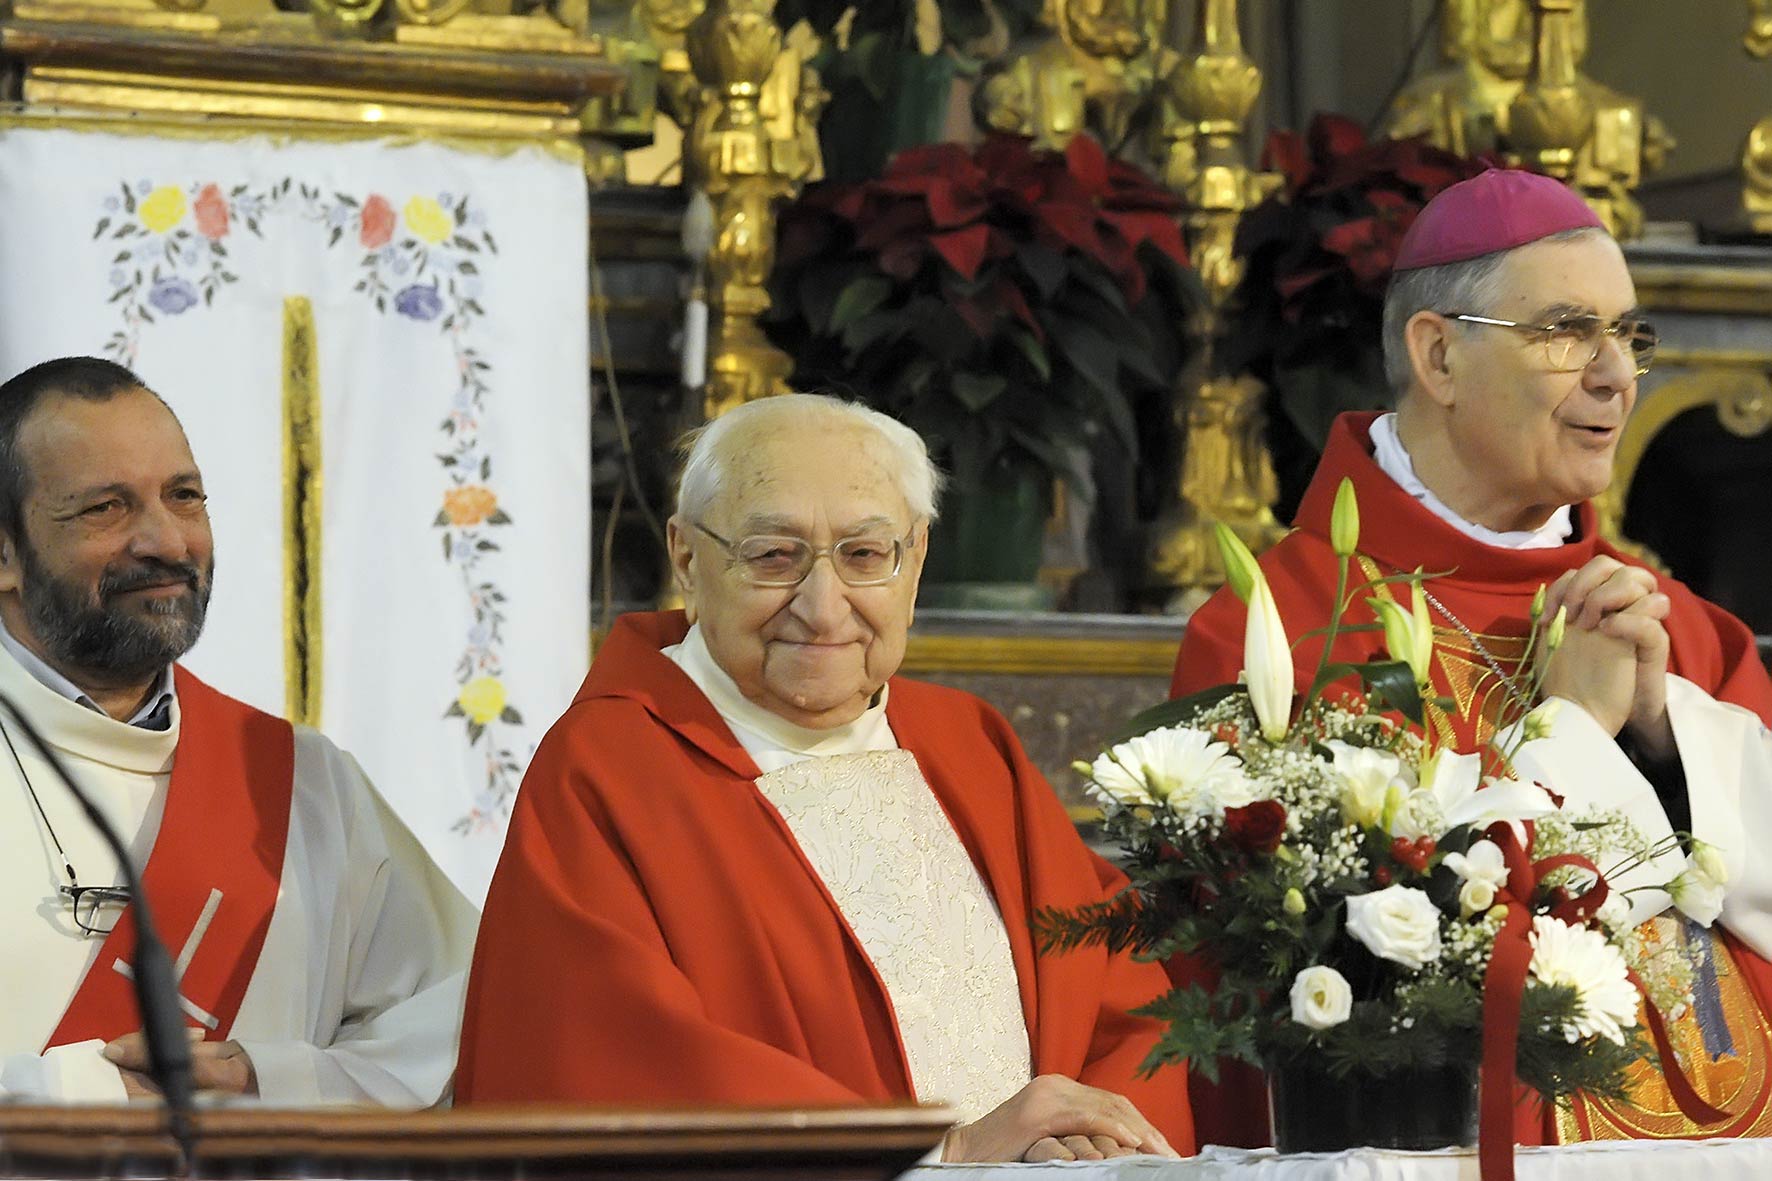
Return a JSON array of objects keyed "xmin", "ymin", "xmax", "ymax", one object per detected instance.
[{"xmin": 17, "ymin": 546, "xmax": 212, "ymax": 683}]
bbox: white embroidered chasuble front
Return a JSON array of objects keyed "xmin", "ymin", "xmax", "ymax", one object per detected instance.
[
  {"xmin": 663, "ymin": 625, "xmax": 1033, "ymax": 1121},
  {"xmin": 754, "ymin": 751, "xmax": 1032, "ymax": 1123}
]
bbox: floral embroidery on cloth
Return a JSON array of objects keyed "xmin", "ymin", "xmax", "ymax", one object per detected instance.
[{"xmin": 93, "ymin": 179, "xmax": 523, "ymax": 831}]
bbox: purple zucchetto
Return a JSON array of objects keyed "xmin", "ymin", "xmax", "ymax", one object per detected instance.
[{"xmin": 1392, "ymin": 168, "xmax": 1605, "ymax": 272}]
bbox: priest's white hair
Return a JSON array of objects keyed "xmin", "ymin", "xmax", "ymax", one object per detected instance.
[{"xmin": 676, "ymin": 393, "xmax": 946, "ymax": 523}]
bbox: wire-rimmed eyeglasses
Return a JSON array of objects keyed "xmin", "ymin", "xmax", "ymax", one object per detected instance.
[
  {"xmin": 1442, "ymin": 311, "xmax": 1658, "ymax": 376},
  {"xmin": 692, "ymin": 521, "xmax": 917, "ymax": 588}
]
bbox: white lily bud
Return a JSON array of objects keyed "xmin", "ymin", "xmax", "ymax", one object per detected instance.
[
  {"xmin": 1244, "ymin": 569, "xmax": 1294, "ymax": 743},
  {"xmin": 1214, "ymin": 522, "xmax": 1259, "ymax": 606}
]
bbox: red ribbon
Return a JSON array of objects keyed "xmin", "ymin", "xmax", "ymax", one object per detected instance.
[{"xmin": 1476, "ymin": 822, "xmax": 1729, "ymax": 1181}]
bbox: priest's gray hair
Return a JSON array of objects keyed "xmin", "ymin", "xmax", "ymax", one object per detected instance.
[
  {"xmin": 1381, "ymin": 226, "xmax": 1606, "ymax": 395},
  {"xmin": 676, "ymin": 393, "xmax": 946, "ymax": 523}
]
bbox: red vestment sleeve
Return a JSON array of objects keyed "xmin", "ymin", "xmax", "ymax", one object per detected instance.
[{"xmin": 455, "ymin": 701, "xmax": 867, "ymax": 1106}]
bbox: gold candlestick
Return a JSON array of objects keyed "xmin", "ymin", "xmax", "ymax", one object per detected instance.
[
  {"xmin": 1147, "ymin": 0, "xmax": 1283, "ymax": 610},
  {"xmin": 680, "ymin": 0, "xmax": 823, "ymax": 419}
]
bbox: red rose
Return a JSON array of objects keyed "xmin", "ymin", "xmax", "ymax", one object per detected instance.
[
  {"xmin": 192, "ymin": 183, "xmax": 229, "ymax": 240},
  {"xmin": 1224, "ymin": 800, "xmax": 1287, "ymax": 855},
  {"xmin": 361, "ymin": 194, "xmax": 396, "ymax": 249}
]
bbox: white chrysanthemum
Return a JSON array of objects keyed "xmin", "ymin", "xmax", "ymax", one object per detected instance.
[
  {"xmin": 1089, "ymin": 726, "xmax": 1253, "ymax": 819},
  {"xmin": 1528, "ymin": 915, "xmax": 1639, "ymax": 1045}
]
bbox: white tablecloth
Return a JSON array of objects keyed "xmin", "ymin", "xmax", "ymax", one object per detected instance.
[{"xmin": 908, "ymin": 1139, "xmax": 1772, "ymax": 1180}]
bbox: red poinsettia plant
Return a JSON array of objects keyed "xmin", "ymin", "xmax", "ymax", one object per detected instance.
[
  {"xmin": 766, "ymin": 132, "xmax": 1202, "ymax": 497},
  {"xmin": 1223, "ymin": 114, "xmax": 1494, "ymax": 498}
]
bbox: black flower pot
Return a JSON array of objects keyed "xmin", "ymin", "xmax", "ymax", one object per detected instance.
[{"xmin": 1269, "ymin": 1059, "xmax": 1479, "ymax": 1153}]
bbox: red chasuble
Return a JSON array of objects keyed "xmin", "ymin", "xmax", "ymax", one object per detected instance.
[
  {"xmin": 46, "ymin": 667, "xmax": 294, "ymax": 1048},
  {"xmin": 1172, "ymin": 410, "xmax": 1772, "ymax": 1147},
  {"xmin": 457, "ymin": 610, "xmax": 1194, "ymax": 1152}
]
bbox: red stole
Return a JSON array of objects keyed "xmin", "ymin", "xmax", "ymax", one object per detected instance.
[{"xmin": 46, "ymin": 667, "xmax": 295, "ymax": 1047}]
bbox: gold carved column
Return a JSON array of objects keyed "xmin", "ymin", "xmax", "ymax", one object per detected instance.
[
  {"xmin": 1745, "ymin": 0, "xmax": 1772, "ymax": 231},
  {"xmin": 680, "ymin": 0, "xmax": 823, "ymax": 419},
  {"xmin": 1148, "ymin": 0, "xmax": 1282, "ymax": 611}
]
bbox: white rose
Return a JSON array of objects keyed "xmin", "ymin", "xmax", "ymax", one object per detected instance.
[
  {"xmin": 1289, "ymin": 965, "xmax": 1353, "ymax": 1030},
  {"xmin": 1694, "ymin": 840, "xmax": 1729, "ymax": 888},
  {"xmin": 1594, "ymin": 892, "xmax": 1632, "ymax": 932},
  {"xmin": 1670, "ymin": 852, "xmax": 1726, "ymax": 927},
  {"xmin": 1345, "ymin": 885, "xmax": 1444, "ymax": 970}
]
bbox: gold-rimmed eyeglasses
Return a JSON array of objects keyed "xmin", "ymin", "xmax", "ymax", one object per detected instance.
[
  {"xmin": 1442, "ymin": 312, "xmax": 1659, "ymax": 376},
  {"xmin": 693, "ymin": 522, "xmax": 917, "ymax": 588}
]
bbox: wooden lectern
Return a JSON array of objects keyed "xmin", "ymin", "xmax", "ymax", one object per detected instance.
[{"xmin": 0, "ymin": 1103, "xmax": 952, "ymax": 1180}]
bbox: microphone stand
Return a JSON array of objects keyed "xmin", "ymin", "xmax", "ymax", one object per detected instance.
[{"xmin": 0, "ymin": 691, "xmax": 198, "ymax": 1176}]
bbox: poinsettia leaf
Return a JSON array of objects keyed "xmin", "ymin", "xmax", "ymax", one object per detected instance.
[
  {"xmin": 1108, "ymin": 684, "xmax": 1246, "ymax": 745},
  {"xmin": 928, "ymin": 223, "xmax": 990, "ymax": 281},
  {"xmin": 951, "ymin": 372, "xmax": 1006, "ymax": 412},
  {"xmin": 829, "ymin": 275, "xmax": 892, "ymax": 332},
  {"xmin": 1015, "ymin": 242, "xmax": 1068, "ymax": 300},
  {"xmin": 1052, "ymin": 319, "xmax": 1119, "ymax": 397},
  {"xmin": 1005, "ymin": 326, "xmax": 1051, "ymax": 382},
  {"xmin": 1006, "ymin": 425, "xmax": 1086, "ymax": 495}
]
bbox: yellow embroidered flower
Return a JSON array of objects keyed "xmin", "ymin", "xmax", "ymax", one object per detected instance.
[
  {"xmin": 458, "ymin": 676, "xmax": 507, "ymax": 726},
  {"xmin": 404, "ymin": 195, "xmax": 453, "ymax": 244},
  {"xmin": 139, "ymin": 186, "xmax": 188, "ymax": 233}
]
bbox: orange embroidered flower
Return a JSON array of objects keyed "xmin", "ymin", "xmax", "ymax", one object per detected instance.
[
  {"xmin": 443, "ymin": 484, "xmax": 499, "ymax": 527},
  {"xmin": 361, "ymin": 194, "xmax": 395, "ymax": 249},
  {"xmin": 192, "ymin": 183, "xmax": 229, "ymax": 240}
]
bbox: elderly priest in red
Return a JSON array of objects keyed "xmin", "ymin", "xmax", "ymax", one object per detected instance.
[
  {"xmin": 0, "ymin": 357, "xmax": 475, "ymax": 1104},
  {"xmin": 457, "ymin": 394, "xmax": 1191, "ymax": 1163},
  {"xmin": 1174, "ymin": 169, "xmax": 1772, "ymax": 1144}
]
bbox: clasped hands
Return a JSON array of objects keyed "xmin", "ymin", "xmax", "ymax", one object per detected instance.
[
  {"xmin": 941, "ymin": 1074, "xmax": 1179, "ymax": 1162},
  {"xmin": 1539, "ymin": 555, "xmax": 1675, "ymax": 760},
  {"xmin": 102, "ymin": 1029, "xmax": 258, "ymax": 1098}
]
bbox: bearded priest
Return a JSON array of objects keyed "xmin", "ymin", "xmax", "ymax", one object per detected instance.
[
  {"xmin": 0, "ymin": 356, "xmax": 475, "ymax": 1104},
  {"xmin": 1173, "ymin": 169, "xmax": 1772, "ymax": 1146},
  {"xmin": 457, "ymin": 394, "xmax": 1191, "ymax": 1163}
]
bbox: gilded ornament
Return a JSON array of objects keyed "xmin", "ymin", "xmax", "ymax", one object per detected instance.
[
  {"xmin": 681, "ymin": 0, "xmax": 824, "ymax": 418},
  {"xmin": 974, "ymin": 0, "xmax": 1155, "ymax": 152},
  {"xmin": 1746, "ymin": 2, "xmax": 1772, "ymax": 232},
  {"xmin": 1383, "ymin": 0, "xmax": 1671, "ymax": 240},
  {"xmin": 1147, "ymin": 0, "xmax": 1283, "ymax": 606}
]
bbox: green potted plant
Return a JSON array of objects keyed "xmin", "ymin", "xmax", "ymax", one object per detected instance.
[{"xmin": 766, "ymin": 131, "xmax": 1202, "ymax": 607}]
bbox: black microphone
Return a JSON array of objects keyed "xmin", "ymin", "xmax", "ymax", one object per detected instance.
[{"xmin": 0, "ymin": 690, "xmax": 197, "ymax": 1172}]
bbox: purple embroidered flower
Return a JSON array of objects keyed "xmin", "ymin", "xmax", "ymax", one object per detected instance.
[
  {"xmin": 109, "ymin": 268, "xmax": 126, "ymax": 286},
  {"xmin": 103, "ymin": 196, "xmax": 120, "ymax": 213},
  {"xmin": 394, "ymin": 283, "xmax": 443, "ymax": 321},
  {"xmin": 390, "ymin": 255, "xmax": 410, "ymax": 277},
  {"xmin": 147, "ymin": 276, "xmax": 199, "ymax": 315}
]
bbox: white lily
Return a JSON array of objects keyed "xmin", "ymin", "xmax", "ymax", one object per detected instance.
[
  {"xmin": 1419, "ymin": 749, "xmax": 1558, "ymax": 835},
  {"xmin": 1244, "ymin": 568, "xmax": 1294, "ymax": 742}
]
